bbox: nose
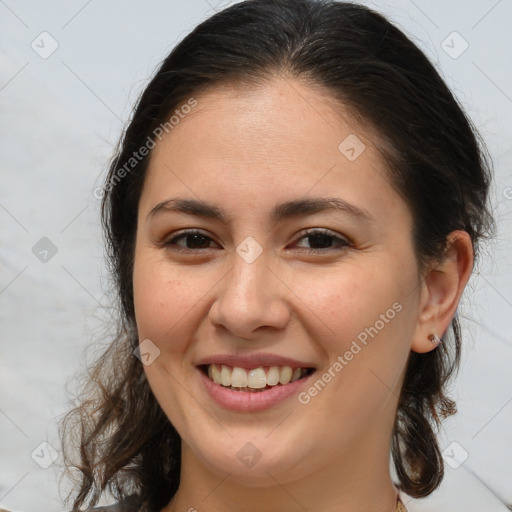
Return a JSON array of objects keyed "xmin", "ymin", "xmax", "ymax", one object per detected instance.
[{"xmin": 208, "ymin": 249, "xmax": 291, "ymax": 340}]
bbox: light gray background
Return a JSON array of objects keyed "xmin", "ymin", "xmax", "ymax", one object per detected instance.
[{"xmin": 1, "ymin": 1, "xmax": 511, "ymax": 511}]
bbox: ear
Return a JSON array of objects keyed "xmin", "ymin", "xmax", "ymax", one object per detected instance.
[{"xmin": 411, "ymin": 230, "xmax": 474, "ymax": 354}]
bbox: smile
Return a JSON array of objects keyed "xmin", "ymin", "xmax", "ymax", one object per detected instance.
[
  {"xmin": 202, "ymin": 364, "xmax": 315, "ymax": 391},
  {"xmin": 198, "ymin": 363, "xmax": 317, "ymax": 412}
]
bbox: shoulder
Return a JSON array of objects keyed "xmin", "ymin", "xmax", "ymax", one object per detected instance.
[
  {"xmin": 0, "ymin": 495, "xmax": 141, "ymax": 512},
  {"xmin": 92, "ymin": 495, "xmax": 141, "ymax": 512}
]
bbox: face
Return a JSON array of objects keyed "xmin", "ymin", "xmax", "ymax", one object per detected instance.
[{"xmin": 133, "ymin": 77, "xmax": 423, "ymax": 487}]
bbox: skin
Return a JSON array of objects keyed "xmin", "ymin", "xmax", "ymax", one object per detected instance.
[{"xmin": 132, "ymin": 76, "xmax": 473, "ymax": 512}]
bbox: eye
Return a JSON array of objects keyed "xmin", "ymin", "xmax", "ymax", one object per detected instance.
[
  {"xmin": 162, "ymin": 228, "xmax": 351, "ymax": 254},
  {"xmin": 291, "ymin": 228, "xmax": 351, "ymax": 252},
  {"xmin": 164, "ymin": 230, "xmax": 218, "ymax": 251}
]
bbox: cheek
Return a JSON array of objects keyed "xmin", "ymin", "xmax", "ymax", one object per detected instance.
[
  {"xmin": 132, "ymin": 251, "xmax": 227, "ymax": 363},
  {"xmin": 293, "ymin": 260, "xmax": 405, "ymax": 344},
  {"xmin": 132, "ymin": 255, "xmax": 194, "ymax": 347},
  {"xmin": 293, "ymin": 259, "xmax": 415, "ymax": 398}
]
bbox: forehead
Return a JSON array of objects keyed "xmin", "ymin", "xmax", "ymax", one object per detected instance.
[
  {"xmin": 141, "ymin": 77, "xmax": 410, "ymax": 229},
  {"xmin": 151, "ymin": 77, "xmax": 372, "ymax": 170}
]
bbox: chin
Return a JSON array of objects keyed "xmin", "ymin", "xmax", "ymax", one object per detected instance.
[{"xmin": 190, "ymin": 434, "xmax": 314, "ymax": 487}]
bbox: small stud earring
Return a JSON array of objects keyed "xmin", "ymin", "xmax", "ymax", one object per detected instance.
[{"xmin": 429, "ymin": 333, "xmax": 441, "ymax": 345}]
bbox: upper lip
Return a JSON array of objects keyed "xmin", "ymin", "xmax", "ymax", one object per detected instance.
[{"xmin": 195, "ymin": 353, "xmax": 317, "ymax": 369}]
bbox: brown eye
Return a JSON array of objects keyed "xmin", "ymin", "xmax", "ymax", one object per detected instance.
[
  {"xmin": 165, "ymin": 230, "xmax": 217, "ymax": 251},
  {"xmin": 293, "ymin": 229, "xmax": 351, "ymax": 252}
]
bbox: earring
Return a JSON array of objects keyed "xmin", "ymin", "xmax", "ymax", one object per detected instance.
[{"xmin": 429, "ymin": 333, "xmax": 441, "ymax": 345}]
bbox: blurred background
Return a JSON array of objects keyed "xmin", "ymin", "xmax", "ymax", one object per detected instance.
[{"xmin": 0, "ymin": 1, "xmax": 511, "ymax": 510}]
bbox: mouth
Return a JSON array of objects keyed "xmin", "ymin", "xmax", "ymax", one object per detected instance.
[{"xmin": 199, "ymin": 364, "xmax": 316, "ymax": 392}]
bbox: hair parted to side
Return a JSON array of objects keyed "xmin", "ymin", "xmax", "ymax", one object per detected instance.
[{"xmin": 59, "ymin": 0, "xmax": 495, "ymax": 510}]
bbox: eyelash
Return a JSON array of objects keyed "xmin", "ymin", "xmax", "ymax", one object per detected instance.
[{"xmin": 163, "ymin": 228, "xmax": 351, "ymax": 254}]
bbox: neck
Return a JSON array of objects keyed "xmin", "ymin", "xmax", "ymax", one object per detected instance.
[{"xmin": 163, "ymin": 429, "xmax": 398, "ymax": 512}]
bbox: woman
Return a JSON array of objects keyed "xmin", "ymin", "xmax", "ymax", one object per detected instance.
[{"xmin": 60, "ymin": 1, "xmax": 494, "ymax": 511}]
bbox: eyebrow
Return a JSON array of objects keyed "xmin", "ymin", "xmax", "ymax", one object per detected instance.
[{"xmin": 147, "ymin": 197, "xmax": 374, "ymax": 224}]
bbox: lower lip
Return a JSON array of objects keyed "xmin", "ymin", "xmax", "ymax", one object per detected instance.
[{"xmin": 198, "ymin": 367, "xmax": 315, "ymax": 412}]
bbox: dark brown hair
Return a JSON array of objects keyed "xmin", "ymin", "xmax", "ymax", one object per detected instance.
[{"xmin": 60, "ymin": 0, "xmax": 494, "ymax": 510}]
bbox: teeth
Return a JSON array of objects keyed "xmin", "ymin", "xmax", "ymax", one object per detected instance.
[
  {"xmin": 266, "ymin": 366, "xmax": 280, "ymax": 386},
  {"xmin": 291, "ymin": 367, "xmax": 302, "ymax": 382},
  {"xmin": 248, "ymin": 368, "xmax": 267, "ymax": 389},
  {"xmin": 220, "ymin": 365, "xmax": 231, "ymax": 387},
  {"xmin": 210, "ymin": 364, "xmax": 221, "ymax": 385},
  {"xmin": 279, "ymin": 366, "xmax": 293, "ymax": 384},
  {"xmin": 231, "ymin": 367, "xmax": 248, "ymax": 387},
  {"xmin": 205, "ymin": 364, "xmax": 310, "ymax": 390}
]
